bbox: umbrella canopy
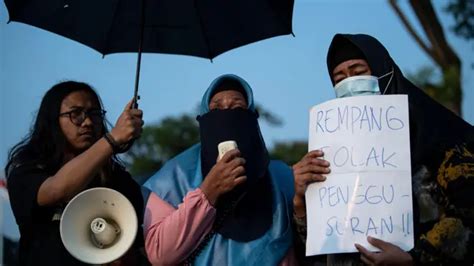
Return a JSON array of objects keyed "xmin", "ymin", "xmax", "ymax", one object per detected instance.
[
  {"xmin": 5, "ymin": 0, "xmax": 294, "ymax": 106},
  {"xmin": 5, "ymin": 0, "xmax": 294, "ymax": 59}
]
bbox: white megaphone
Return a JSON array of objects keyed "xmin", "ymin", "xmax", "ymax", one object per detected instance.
[{"xmin": 60, "ymin": 187, "xmax": 138, "ymax": 265}]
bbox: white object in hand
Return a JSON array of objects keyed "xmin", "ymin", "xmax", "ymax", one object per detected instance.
[{"xmin": 218, "ymin": 140, "xmax": 238, "ymax": 160}]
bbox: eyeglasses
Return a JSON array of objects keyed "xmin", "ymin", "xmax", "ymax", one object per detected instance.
[{"xmin": 59, "ymin": 108, "xmax": 106, "ymax": 126}]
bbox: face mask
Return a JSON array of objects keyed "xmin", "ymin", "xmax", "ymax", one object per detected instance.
[
  {"xmin": 334, "ymin": 75, "xmax": 380, "ymax": 98},
  {"xmin": 334, "ymin": 69, "xmax": 394, "ymax": 98}
]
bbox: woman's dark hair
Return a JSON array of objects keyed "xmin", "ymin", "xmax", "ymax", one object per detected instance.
[{"xmin": 5, "ymin": 81, "xmax": 109, "ymax": 176}]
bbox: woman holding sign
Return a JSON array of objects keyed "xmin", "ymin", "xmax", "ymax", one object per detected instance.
[{"xmin": 294, "ymin": 34, "xmax": 474, "ymax": 265}]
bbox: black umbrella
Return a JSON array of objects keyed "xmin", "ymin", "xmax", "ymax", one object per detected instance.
[{"xmin": 5, "ymin": 0, "xmax": 295, "ymax": 107}]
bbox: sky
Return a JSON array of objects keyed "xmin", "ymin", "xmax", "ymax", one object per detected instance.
[{"xmin": 0, "ymin": 0, "xmax": 473, "ymax": 240}]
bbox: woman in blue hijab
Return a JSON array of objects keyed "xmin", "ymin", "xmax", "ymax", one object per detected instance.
[{"xmin": 143, "ymin": 74, "xmax": 296, "ymax": 265}]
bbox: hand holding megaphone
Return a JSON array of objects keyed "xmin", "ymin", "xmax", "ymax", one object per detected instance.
[{"xmin": 60, "ymin": 188, "xmax": 138, "ymax": 264}]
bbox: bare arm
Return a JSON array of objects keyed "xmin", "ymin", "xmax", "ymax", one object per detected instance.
[{"xmin": 37, "ymin": 138, "xmax": 114, "ymax": 206}]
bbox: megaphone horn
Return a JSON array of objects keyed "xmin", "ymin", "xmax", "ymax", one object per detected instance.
[{"xmin": 60, "ymin": 188, "xmax": 138, "ymax": 264}]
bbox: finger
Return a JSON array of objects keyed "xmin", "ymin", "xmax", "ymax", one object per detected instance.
[
  {"xmin": 122, "ymin": 113, "xmax": 136, "ymax": 125},
  {"xmin": 233, "ymin": 175, "xmax": 247, "ymax": 186},
  {"xmin": 359, "ymin": 254, "xmax": 373, "ymax": 265},
  {"xmin": 292, "ymin": 155, "xmax": 308, "ymax": 169},
  {"xmin": 367, "ymin": 236, "xmax": 390, "ymax": 251},
  {"xmin": 298, "ymin": 151, "xmax": 324, "ymax": 166},
  {"xmin": 301, "ymin": 153, "xmax": 328, "ymax": 165},
  {"xmin": 220, "ymin": 149, "xmax": 241, "ymax": 163},
  {"xmin": 130, "ymin": 109, "xmax": 143, "ymax": 118},
  {"xmin": 355, "ymin": 243, "xmax": 378, "ymax": 263},
  {"xmin": 311, "ymin": 158, "xmax": 330, "ymax": 167},
  {"xmin": 131, "ymin": 118, "xmax": 144, "ymax": 128},
  {"xmin": 310, "ymin": 174, "xmax": 326, "ymax": 182},
  {"xmin": 293, "ymin": 150, "xmax": 325, "ymax": 169},
  {"xmin": 306, "ymin": 149, "xmax": 324, "ymax": 158},
  {"xmin": 124, "ymin": 99, "xmax": 134, "ymax": 111},
  {"xmin": 296, "ymin": 173, "xmax": 326, "ymax": 186},
  {"xmin": 231, "ymin": 165, "xmax": 245, "ymax": 177},
  {"xmin": 294, "ymin": 164, "xmax": 330, "ymax": 175},
  {"xmin": 228, "ymin": 157, "xmax": 246, "ymax": 169},
  {"xmin": 309, "ymin": 164, "xmax": 330, "ymax": 174}
]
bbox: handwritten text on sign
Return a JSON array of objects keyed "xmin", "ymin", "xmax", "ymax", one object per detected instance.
[{"xmin": 305, "ymin": 95, "xmax": 414, "ymax": 256}]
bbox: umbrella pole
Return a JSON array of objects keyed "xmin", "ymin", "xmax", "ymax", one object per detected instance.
[
  {"xmin": 132, "ymin": 0, "xmax": 146, "ymax": 109},
  {"xmin": 119, "ymin": 0, "xmax": 145, "ymax": 152}
]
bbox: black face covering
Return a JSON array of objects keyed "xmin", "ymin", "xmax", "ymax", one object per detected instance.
[
  {"xmin": 197, "ymin": 108, "xmax": 269, "ymax": 186},
  {"xmin": 197, "ymin": 107, "xmax": 272, "ymax": 241}
]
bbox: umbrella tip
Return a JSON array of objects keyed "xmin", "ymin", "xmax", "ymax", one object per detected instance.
[{"xmin": 291, "ymin": 32, "xmax": 295, "ymax": 37}]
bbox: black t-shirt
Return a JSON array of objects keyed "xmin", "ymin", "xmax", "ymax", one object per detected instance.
[{"xmin": 7, "ymin": 162, "xmax": 145, "ymax": 266}]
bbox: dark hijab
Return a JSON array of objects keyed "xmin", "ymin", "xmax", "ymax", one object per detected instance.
[
  {"xmin": 327, "ymin": 34, "xmax": 473, "ymax": 172},
  {"xmin": 323, "ymin": 33, "xmax": 474, "ymax": 264}
]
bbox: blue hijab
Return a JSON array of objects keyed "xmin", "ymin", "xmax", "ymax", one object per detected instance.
[{"xmin": 144, "ymin": 74, "xmax": 294, "ymax": 265}]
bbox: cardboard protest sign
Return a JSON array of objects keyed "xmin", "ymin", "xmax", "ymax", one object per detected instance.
[{"xmin": 306, "ymin": 95, "xmax": 413, "ymax": 256}]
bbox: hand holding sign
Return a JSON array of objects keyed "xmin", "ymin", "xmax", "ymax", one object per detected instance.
[
  {"xmin": 292, "ymin": 150, "xmax": 330, "ymax": 217},
  {"xmin": 355, "ymin": 236, "xmax": 413, "ymax": 265}
]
